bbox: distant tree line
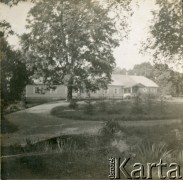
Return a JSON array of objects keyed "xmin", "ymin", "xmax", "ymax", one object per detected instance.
[{"xmin": 113, "ymin": 62, "xmax": 183, "ymax": 97}]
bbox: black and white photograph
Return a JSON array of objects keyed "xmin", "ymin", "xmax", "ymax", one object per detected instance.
[{"xmin": 0, "ymin": 0, "xmax": 183, "ymax": 179}]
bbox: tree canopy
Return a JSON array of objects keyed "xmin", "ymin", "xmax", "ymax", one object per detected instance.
[
  {"xmin": 21, "ymin": 0, "xmax": 126, "ymax": 100},
  {"xmin": 0, "ymin": 22, "xmax": 30, "ymax": 103},
  {"xmin": 142, "ymin": 0, "xmax": 182, "ymax": 68}
]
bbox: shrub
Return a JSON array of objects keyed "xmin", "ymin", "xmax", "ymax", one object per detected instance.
[
  {"xmin": 131, "ymin": 94, "xmax": 143, "ymax": 114},
  {"xmin": 131, "ymin": 106, "xmax": 143, "ymax": 114},
  {"xmin": 143, "ymin": 93, "xmax": 155, "ymax": 114},
  {"xmin": 84, "ymin": 99, "xmax": 95, "ymax": 115},
  {"xmin": 100, "ymin": 120, "xmax": 120, "ymax": 141},
  {"xmin": 106, "ymin": 108, "xmax": 121, "ymax": 114},
  {"xmin": 56, "ymin": 137, "xmax": 78, "ymax": 153},
  {"xmin": 160, "ymin": 96, "xmax": 167, "ymax": 115},
  {"xmin": 68, "ymin": 100, "xmax": 78, "ymax": 109},
  {"xmin": 97, "ymin": 101, "xmax": 107, "ymax": 112}
]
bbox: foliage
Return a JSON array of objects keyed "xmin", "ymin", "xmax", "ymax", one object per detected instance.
[
  {"xmin": 0, "ymin": 20, "xmax": 14, "ymax": 38},
  {"xmin": 97, "ymin": 98, "xmax": 107, "ymax": 112},
  {"xmin": 1, "ymin": 116, "xmax": 18, "ymax": 134},
  {"xmin": 99, "ymin": 119, "xmax": 120, "ymax": 144},
  {"xmin": 129, "ymin": 62, "xmax": 155, "ymax": 80},
  {"xmin": 113, "ymin": 67, "xmax": 128, "ymax": 75},
  {"xmin": 68, "ymin": 100, "xmax": 78, "ymax": 109},
  {"xmin": 143, "ymin": 93, "xmax": 156, "ymax": 114},
  {"xmin": 113, "ymin": 62, "xmax": 155, "ymax": 79},
  {"xmin": 1, "ymin": 40, "xmax": 30, "ymax": 102},
  {"xmin": 84, "ymin": 99, "xmax": 95, "ymax": 115},
  {"xmin": 154, "ymin": 64, "xmax": 183, "ymax": 96},
  {"xmin": 135, "ymin": 142, "xmax": 172, "ymax": 163},
  {"xmin": 142, "ymin": 0, "xmax": 183, "ymax": 67},
  {"xmin": 20, "ymin": 0, "xmax": 123, "ymax": 100},
  {"xmin": 0, "ymin": 0, "xmax": 36, "ymax": 6},
  {"xmin": 160, "ymin": 96, "xmax": 166, "ymax": 114},
  {"xmin": 130, "ymin": 94, "xmax": 143, "ymax": 115},
  {"xmin": 0, "ymin": 23, "xmax": 30, "ymax": 104}
]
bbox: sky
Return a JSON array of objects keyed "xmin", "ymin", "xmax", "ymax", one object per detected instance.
[{"xmin": 0, "ymin": 0, "xmax": 159, "ymax": 70}]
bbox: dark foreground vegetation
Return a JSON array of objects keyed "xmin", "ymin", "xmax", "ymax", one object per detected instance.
[{"xmin": 2, "ymin": 120, "xmax": 183, "ymax": 179}]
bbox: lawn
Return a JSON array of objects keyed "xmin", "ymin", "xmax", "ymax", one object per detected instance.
[
  {"xmin": 51, "ymin": 98, "xmax": 183, "ymax": 121},
  {"xmin": 2, "ymin": 121, "xmax": 183, "ymax": 179},
  {"xmin": 2, "ymin": 98, "xmax": 183, "ymax": 179}
]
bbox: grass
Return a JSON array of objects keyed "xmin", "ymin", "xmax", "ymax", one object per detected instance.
[
  {"xmin": 1, "ymin": 134, "xmax": 109, "ymax": 179},
  {"xmin": 1, "ymin": 116, "xmax": 18, "ymax": 134},
  {"xmin": 2, "ymin": 98, "xmax": 183, "ymax": 179},
  {"xmin": 2, "ymin": 120, "xmax": 183, "ymax": 179},
  {"xmin": 51, "ymin": 99, "xmax": 183, "ymax": 121}
]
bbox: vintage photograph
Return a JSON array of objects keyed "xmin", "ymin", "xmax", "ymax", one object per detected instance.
[{"xmin": 0, "ymin": 0, "xmax": 183, "ymax": 179}]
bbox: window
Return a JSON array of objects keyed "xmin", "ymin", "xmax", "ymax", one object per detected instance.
[
  {"xmin": 114, "ymin": 88, "xmax": 118, "ymax": 94},
  {"xmin": 34, "ymin": 86, "xmax": 45, "ymax": 94}
]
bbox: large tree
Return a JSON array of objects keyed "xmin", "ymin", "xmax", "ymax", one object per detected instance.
[
  {"xmin": 0, "ymin": 21, "xmax": 30, "ymax": 103},
  {"xmin": 21, "ymin": 0, "xmax": 123, "ymax": 100},
  {"xmin": 153, "ymin": 63, "xmax": 183, "ymax": 96}
]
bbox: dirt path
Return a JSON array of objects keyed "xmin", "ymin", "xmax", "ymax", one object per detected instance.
[{"xmin": 1, "ymin": 101, "xmax": 182, "ymax": 146}]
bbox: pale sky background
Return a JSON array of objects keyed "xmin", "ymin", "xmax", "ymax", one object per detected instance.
[{"xmin": 0, "ymin": 0, "xmax": 159, "ymax": 70}]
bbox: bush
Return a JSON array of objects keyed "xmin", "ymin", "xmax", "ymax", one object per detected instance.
[
  {"xmin": 131, "ymin": 94, "xmax": 143, "ymax": 115},
  {"xmin": 100, "ymin": 120, "xmax": 120, "ymax": 140},
  {"xmin": 84, "ymin": 99, "xmax": 95, "ymax": 115},
  {"xmin": 68, "ymin": 100, "xmax": 78, "ymax": 109},
  {"xmin": 160, "ymin": 96, "xmax": 167, "ymax": 114},
  {"xmin": 143, "ymin": 93, "xmax": 155, "ymax": 114},
  {"xmin": 97, "ymin": 101, "xmax": 107, "ymax": 112},
  {"xmin": 131, "ymin": 106, "xmax": 143, "ymax": 114}
]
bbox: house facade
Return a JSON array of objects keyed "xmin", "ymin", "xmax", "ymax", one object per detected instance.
[{"xmin": 25, "ymin": 75, "xmax": 158, "ymax": 102}]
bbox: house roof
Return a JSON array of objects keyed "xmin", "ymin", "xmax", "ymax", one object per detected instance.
[
  {"xmin": 31, "ymin": 74, "xmax": 158, "ymax": 88},
  {"xmin": 110, "ymin": 74, "xmax": 158, "ymax": 88}
]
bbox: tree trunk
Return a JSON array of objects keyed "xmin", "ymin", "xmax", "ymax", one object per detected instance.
[{"xmin": 67, "ymin": 85, "xmax": 73, "ymax": 101}]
